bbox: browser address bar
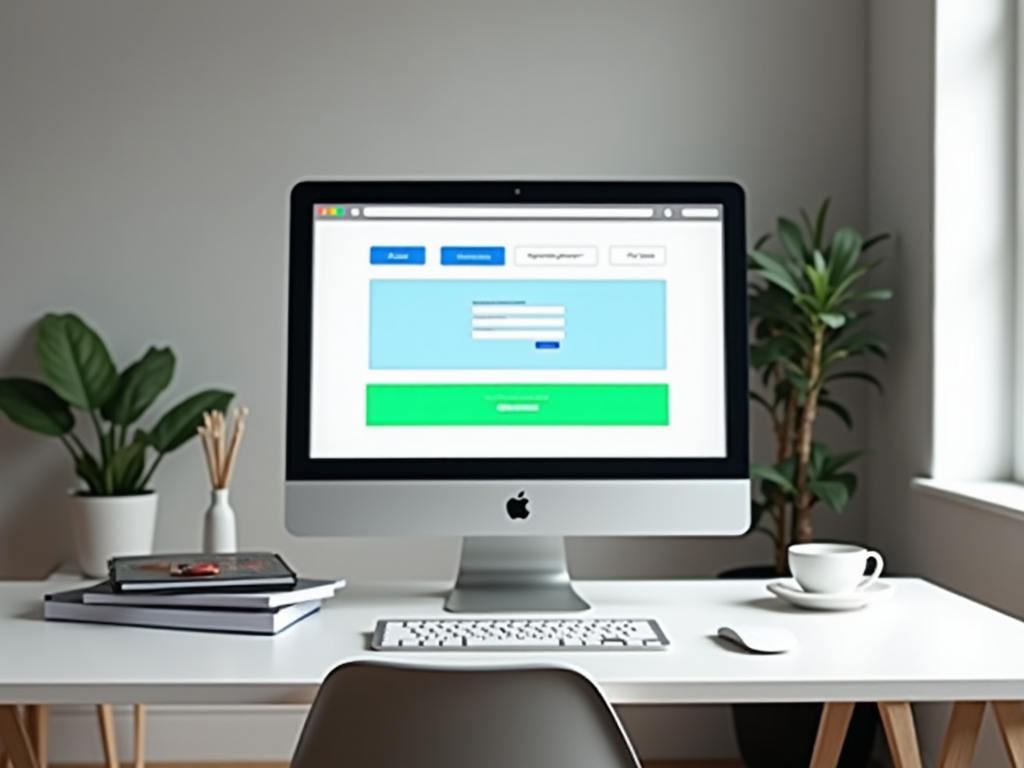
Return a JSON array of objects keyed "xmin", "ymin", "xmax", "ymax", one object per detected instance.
[{"xmin": 361, "ymin": 206, "xmax": 655, "ymax": 219}]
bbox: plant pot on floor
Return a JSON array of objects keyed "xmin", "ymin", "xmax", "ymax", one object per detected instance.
[
  {"xmin": 718, "ymin": 565, "xmax": 879, "ymax": 768},
  {"xmin": 68, "ymin": 492, "xmax": 158, "ymax": 578}
]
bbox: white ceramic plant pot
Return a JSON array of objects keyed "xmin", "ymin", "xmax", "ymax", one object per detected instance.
[{"xmin": 67, "ymin": 492, "xmax": 158, "ymax": 578}]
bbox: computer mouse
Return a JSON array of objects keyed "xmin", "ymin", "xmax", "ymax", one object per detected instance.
[{"xmin": 717, "ymin": 625, "xmax": 796, "ymax": 654}]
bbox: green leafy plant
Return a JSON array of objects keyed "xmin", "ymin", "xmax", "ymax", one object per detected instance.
[
  {"xmin": 0, "ymin": 313, "xmax": 233, "ymax": 496},
  {"xmin": 748, "ymin": 200, "xmax": 891, "ymax": 573}
]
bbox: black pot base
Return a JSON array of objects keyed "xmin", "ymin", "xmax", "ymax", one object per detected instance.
[{"xmin": 731, "ymin": 701, "xmax": 878, "ymax": 768}]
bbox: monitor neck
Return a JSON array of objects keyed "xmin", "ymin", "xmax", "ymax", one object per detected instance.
[{"xmin": 444, "ymin": 536, "xmax": 590, "ymax": 613}]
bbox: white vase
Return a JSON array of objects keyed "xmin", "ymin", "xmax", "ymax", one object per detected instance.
[
  {"xmin": 203, "ymin": 488, "xmax": 237, "ymax": 553},
  {"xmin": 67, "ymin": 493, "xmax": 158, "ymax": 578}
]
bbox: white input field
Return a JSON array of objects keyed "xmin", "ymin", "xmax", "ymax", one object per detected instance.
[
  {"xmin": 472, "ymin": 317, "xmax": 565, "ymax": 328},
  {"xmin": 515, "ymin": 246, "xmax": 598, "ymax": 266},
  {"xmin": 609, "ymin": 245, "xmax": 667, "ymax": 266},
  {"xmin": 681, "ymin": 207, "xmax": 720, "ymax": 219},
  {"xmin": 363, "ymin": 206, "xmax": 654, "ymax": 219},
  {"xmin": 472, "ymin": 305, "xmax": 565, "ymax": 316},
  {"xmin": 472, "ymin": 330, "xmax": 566, "ymax": 341}
]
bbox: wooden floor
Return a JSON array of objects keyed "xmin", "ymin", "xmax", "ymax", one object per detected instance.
[
  {"xmin": 49, "ymin": 762, "xmax": 749, "ymax": 768},
  {"xmin": 43, "ymin": 757, "xmax": 887, "ymax": 768},
  {"xmin": 48, "ymin": 760, "xmax": 888, "ymax": 768}
]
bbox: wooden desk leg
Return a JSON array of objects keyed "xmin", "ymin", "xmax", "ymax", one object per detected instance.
[
  {"xmin": 992, "ymin": 700, "xmax": 1024, "ymax": 767},
  {"xmin": 96, "ymin": 705, "xmax": 119, "ymax": 768},
  {"xmin": 879, "ymin": 701, "xmax": 924, "ymax": 768},
  {"xmin": 133, "ymin": 705, "xmax": 145, "ymax": 768},
  {"xmin": 0, "ymin": 706, "xmax": 39, "ymax": 768},
  {"xmin": 23, "ymin": 706, "xmax": 48, "ymax": 768},
  {"xmin": 809, "ymin": 701, "xmax": 854, "ymax": 768},
  {"xmin": 937, "ymin": 701, "xmax": 986, "ymax": 768}
]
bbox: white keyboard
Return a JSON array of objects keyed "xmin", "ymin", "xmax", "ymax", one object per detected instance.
[{"xmin": 371, "ymin": 617, "xmax": 669, "ymax": 650}]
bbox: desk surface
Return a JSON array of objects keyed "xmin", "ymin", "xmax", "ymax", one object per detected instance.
[{"xmin": 2, "ymin": 578, "xmax": 1023, "ymax": 706}]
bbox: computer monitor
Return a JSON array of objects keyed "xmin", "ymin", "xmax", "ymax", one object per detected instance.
[{"xmin": 286, "ymin": 181, "xmax": 749, "ymax": 612}]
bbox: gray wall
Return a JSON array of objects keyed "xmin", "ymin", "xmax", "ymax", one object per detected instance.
[{"xmin": 0, "ymin": 1, "xmax": 870, "ymax": 761}]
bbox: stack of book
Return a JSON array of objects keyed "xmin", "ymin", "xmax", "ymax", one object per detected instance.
[{"xmin": 44, "ymin": 552, "xmax": 344, "ymax": 635}]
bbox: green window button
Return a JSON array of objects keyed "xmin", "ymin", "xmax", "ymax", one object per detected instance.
[{"xmin": 366, "ymin": 384, "xmax": 669, "ymax": 426}]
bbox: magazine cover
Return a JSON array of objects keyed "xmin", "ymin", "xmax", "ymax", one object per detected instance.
[{"xmin": 109, "ymin": 552, "xmax": 297, "ymax": 591}]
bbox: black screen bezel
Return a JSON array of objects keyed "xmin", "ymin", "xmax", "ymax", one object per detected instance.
[{"xmin": 287, "ymin": 181, "xmax": 748, "ymax": 481}]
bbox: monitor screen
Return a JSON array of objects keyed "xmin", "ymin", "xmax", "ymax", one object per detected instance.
[
  {"xmin": 287, "ymin": 182, "xmax": 747, "ymax": 487},
  {"xmin": 307, "ymin": 203, "xmax": 726, "ymax": 462}
]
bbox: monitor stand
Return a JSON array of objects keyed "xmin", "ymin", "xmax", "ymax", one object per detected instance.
[{"xmin": 444, "ymin": 536, "xmax": 590, "ymax": 613}]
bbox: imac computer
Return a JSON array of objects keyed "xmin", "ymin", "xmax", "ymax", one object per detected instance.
[{"xmin": 285, "ymin": 181, "xmax": 749, "ymax": 612}]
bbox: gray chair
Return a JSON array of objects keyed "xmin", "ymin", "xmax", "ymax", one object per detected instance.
[{"xmin": 290, "ymin": 661, "xmax": 641, "ymax": 768}]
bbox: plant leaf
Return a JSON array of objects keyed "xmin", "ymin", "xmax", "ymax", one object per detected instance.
[
  {"xmin": 808, "ymin": 479, "xmax": 851, "ymax": 512},
  {"xmin": 36, "ymin": 314, "xmax": 118, "ymax": 410},
  {"xmin": 823, "ymin": 450, "xmax": 869, "ymax": 475},
  {"xmin": 751, "ymin": 462, "xmax": 796, "ymax": 494},
  {"xmin": 0, "ymin": 378, "xmax": 75, "ymax": 436},
  {"xmin": 807, "ymin": 442, "xmax": 829, "ymax": 480},
  {"xmin": 818, "ymin": 398, "xmax": 853, "ymax": 429},
  {"xmin": 835, "ymin": 471, "xmax": 859, "ymax": 499},
  {"xmin": 778, "ymin": 217, "xmax": 807, "ymax": 262},
  {"xmin": 750, "ymin": 250, "xmax": 801, "ymax": 295},
  {"xmin": 848, "ymin": 288, "xmax": 893, "ymax": 302},
  {"xmin": 750, "ymin": 334, "xmax": 802, "ymax": 369},
  {"xmin": 812, "ymin": 249, "xmax": 828, "ymax": 274},
  {"xmin": 108, "ymin": 439, "xmax": 148, "ymax": 494},
  {"xmin": 101, "ymin": 347, "xmax": 176, "ymax": 426},
  {"xmin": 829, "ymin": 226, "xmax": 864, "ymax": 280},
  {"xmin": 826, "ymin": 370, "xmax": 884, "ymax": 393},
  {"xmin": 146, "ymin": 389, "xmax": 234, "ymax": 454},
  {"xmin": 74, "ymin": 450, "xmax": 105, "ymax": 495},
  {"xmin": 825, "ymin": 330, "xmax": 888, "ymax": 361},
  {"xmin": 819, "ymin": 312, "xmax": 847, "ymax": 329},
  {"xmin": 813, "ymin": 198, "xmax": 831, "ymax": 250},
  {"xmin": 861, "ymin": 232, "xmax": 890, "ymax": 252},
  {"xmin": 750, "ymin": 390, "xmax": 776, "ymax": 415},
  {"xmin": 800, "ymin": 208, "xmax": 815, "ymax": 247}
]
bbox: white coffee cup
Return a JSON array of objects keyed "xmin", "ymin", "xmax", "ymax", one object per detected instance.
[{"xmin": 788, "ymin": 543, "xmax": 884, "ymax": 594}]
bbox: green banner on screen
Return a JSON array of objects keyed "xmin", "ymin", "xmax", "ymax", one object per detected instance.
[{"xmin": 366, "ymin": 383, "xmax": 669, "ymax": 426}]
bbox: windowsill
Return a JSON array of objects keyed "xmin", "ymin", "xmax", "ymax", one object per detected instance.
[{"xmin": 912, "ymin": 478, "xmax": 1024, "ymax": 522}]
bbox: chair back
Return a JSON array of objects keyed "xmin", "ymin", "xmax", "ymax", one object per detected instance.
[{"xmin": 290, "ymin": 660, "xmax": 641, "ymax": 768}]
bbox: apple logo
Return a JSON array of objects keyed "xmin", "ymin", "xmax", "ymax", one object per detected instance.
[{"xmin": 506, "ymin": 491, "xmax": 530, "ymax": 520}]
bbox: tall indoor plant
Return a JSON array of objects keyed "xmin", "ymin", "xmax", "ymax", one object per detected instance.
[
  {"xmin": 0, "ymin": 313, "xmax": 233, "ymax": 575},
  {"xmin": 731, "ymin": 201, "xmax": 892, "ymax": 768},
  {"xmin": 748, "ymin": 199, "xmax": 891, "ymax": 573}
]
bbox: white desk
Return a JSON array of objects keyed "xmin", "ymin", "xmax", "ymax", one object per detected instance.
[{"xmin": 1, "ymin": 578, "xmax": 1023, "ymax": 768}]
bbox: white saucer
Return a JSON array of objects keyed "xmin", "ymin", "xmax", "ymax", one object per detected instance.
[{"xmin": 766, "ymin": 579, "xmax": 895, "ymax": 611}]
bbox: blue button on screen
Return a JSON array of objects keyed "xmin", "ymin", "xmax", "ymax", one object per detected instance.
[
  {"xmin": 440, "ymin": 247, "xmax": 505, "ymax": 266},
  {"xmin": 536, "ymin": 341, "xmax": 560, "ymax": 350},
  {"xmin": 370, "ymin": 246, "xmax": 426, "ymax": 265}
]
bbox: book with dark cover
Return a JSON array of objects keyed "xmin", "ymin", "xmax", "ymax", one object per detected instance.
[
  {"xmin": 45, "ymin": 586, "xmax": 320, "ymax": 635},
  {"xmin": 109, "ymin": 552, "xmax": 297, "ymax": 592},
  {"xmin": 82, "ymin": 578, "xmax": 344, "ymax": 609}
]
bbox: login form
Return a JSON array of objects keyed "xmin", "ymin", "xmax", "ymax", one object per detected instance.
[{"xmin": 309, "ymin": 205, "xmax": 726, "ymax": 459}]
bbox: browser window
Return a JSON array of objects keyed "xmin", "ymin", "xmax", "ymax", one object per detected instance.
[{"xmin": 309, "ymin": 204, "xmax": 726, "ymax": 459}]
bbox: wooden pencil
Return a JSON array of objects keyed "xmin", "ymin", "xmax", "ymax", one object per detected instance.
[{"xmin": 221, "ymin": 407, "xmax": 249, "ymax": 489}]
